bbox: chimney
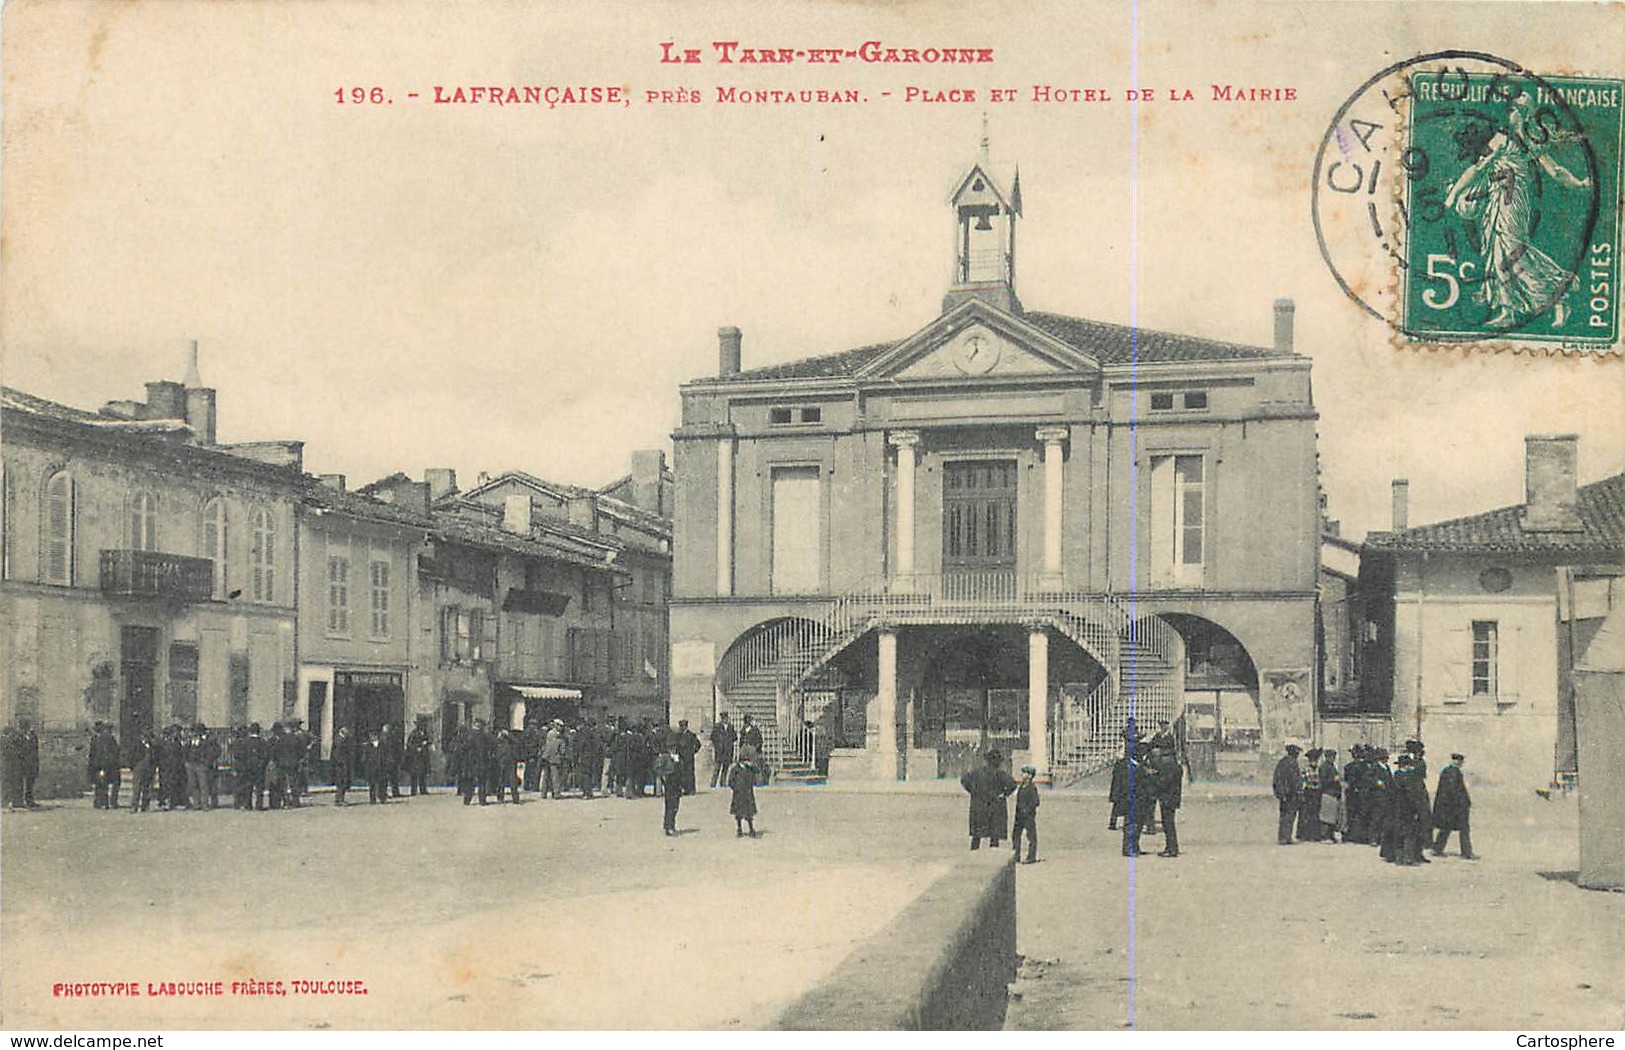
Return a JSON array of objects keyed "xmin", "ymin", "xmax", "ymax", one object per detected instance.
[
  {"xmin": 1326, "ymin": 519, "xmax": 1341, "ymax": 538},
  {"xmin": 1391, "ymin": 478, "xmax": 1409, "ymax": 531},
  {"xmin": 1273, "ymin": 298, "xmax": 1295, "ymax": 354},
  {"xmin": 503, "ymin": 493, "xmax": 532, "ymax": 534},
  {"xmin": 181, "ymin": 340, "xmax": 217, "ymax": 444},
  {"xmin": 185, "ymin": 388, "xmax": 217, "ymax": 445},
  {"xmin": 320, "ymin": 474, "xmax": 347, "ymax": 492},
  {"xmin": 145, "ymin": 380, "xmax": 186, "ymax": 420},
  {"xmin": 718, "ymin": 326, "xmax": 742, "ymax": 377},
  {"xmin": 1522, "ymin": 434, "xmax": 1583, "ymax": 532},
  {"xmin": 183, "ymin": 339, "xmax": 204, "ymax": 388},
  {"xmin": 567, "ymin": 494, "xmax": 599, "ymax": 531},
  {"xmin": 425, "ymin": 468, "xmax": 458, "ymax": 503},
  {"xmin": 630, "ymin": 450, "xmax": 666, "ymax": 514}
]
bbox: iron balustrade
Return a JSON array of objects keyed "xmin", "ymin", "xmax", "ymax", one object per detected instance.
[
  {"xmin": 99, "ymin": 550, "xmax": 214, "ymax": 602},
  {"xmin": 713, "ymin": 572, "xmax": 1184, "ymax": 781}
]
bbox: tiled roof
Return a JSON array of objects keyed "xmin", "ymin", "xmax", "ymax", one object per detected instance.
[
  {"xmin": 300, "ymin": 479, "xmax": 432, "ymax": 530},
  {"xmin": 1024, "ymin": 312, "xmax": 1289, "ymax": 364},
  {"xmin": 2, "ymin": 386, "xmax": 110, "ymax": 423},
  {"xmin": 701, "ymin": 311, "xmax": 1290, "ymax": 384},
  {"xmin": 1366, "ymin": 473, "xmax": 1625, "ymax": 555}
]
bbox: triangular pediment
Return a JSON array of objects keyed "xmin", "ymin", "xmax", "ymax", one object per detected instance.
[{"xmin": 856, "ymin": 300, "xmax": 1100, "ymax": 381}]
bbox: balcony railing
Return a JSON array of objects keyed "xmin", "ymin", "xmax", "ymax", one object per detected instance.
[{"xmin": 99, "ymin": 550, "xmax": 214, "ymax": 602}]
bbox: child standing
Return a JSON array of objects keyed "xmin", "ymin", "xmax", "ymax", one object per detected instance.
[
  {"xmin": 1013, "ymin": 765, "xmax": 1040, "ymax": 864},
  {"xmin": 654, "ymin": 746, "xmax": 682, "ymax": 835},
  {"xmin": 728, "ymin": 756, "xmax": 758, "ymax": 838}
]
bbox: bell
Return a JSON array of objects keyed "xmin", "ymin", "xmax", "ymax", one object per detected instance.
[{"xmin": 974, "ymin": 212, "xmax": 994, "ymax": 231}]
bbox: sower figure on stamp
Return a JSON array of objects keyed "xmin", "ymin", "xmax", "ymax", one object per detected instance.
[
  {"xmin": 1432, "ymin": 752, "xmax": 1476, "ymax": 860},
  {"xmin": 961, "ymin": 749, "xmax": 1016, "ymax": 851},
  {"xmin": 1012, "ymin": 765, "xmax": 1040, "ymax": 864},
  {"xmin": 1272, "ymin": 742, "xmax": 1302, "ymax": 845}
]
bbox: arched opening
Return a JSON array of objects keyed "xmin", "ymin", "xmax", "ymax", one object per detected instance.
[{"xmin": 1159, "ymin": 613, "xmax": 1261, "ymax": 780}]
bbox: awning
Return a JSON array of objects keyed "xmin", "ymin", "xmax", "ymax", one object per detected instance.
[
  {"xmin": 510, "ymin": 686, "xmax": 583, "ymax": 701},
  {"xmin": 503, "ymin": 588, "xmax": 572, "ymax": 615}
]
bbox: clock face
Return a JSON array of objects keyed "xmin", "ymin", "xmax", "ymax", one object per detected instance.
[{"xmin": 952, "ymin": 331, "xmax": 1001, "ymax": 375}]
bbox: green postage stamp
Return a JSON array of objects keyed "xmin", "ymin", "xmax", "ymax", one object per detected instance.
[{"xmin": 1401, "ymin": 73, "xmax": 1624, "ymax": 347}]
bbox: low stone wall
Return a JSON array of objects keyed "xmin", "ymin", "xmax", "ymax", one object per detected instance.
[{"xmin": 775, "ymin": 850, "xmax": 1017, "ymax": 1030}]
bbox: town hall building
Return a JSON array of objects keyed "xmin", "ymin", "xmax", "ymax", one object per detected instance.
[{"xmin": 668, "ymin": 148, "xmax": 1322, "ymax": 784}]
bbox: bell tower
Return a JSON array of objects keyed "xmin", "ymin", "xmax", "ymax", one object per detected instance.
[{"xmin": 943, "ymin": 120, "xmax": 1022, "ymax": 315}]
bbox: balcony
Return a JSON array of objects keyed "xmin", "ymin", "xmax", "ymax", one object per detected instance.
[{"xmin": 99, "ymin": 550, "xmax": 214, "ymax": 602}]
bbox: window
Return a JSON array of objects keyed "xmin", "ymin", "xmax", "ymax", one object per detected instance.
[
  {"xmin": 202, "ymin": 498, "xmax": 228, "ymax": 598},
  {"xmin": 769, "ymin": 406, "xmax": 822, "ymax": 426},
  {"xmin": 771, "ymin": 465, "xmax": 822, "ymax": 593},
  {"xmin": 1183, "ymin": 391, "xmax": 1209, "ymax": 410},
  {"xmin": 249, "ymin": 507, "xmax": 276, "ymax": 602},
  {"xmin": 1150, "ymin": 454, "xmax": 1205, "ymax": 588},
  {"xmin": 130, "ymin": 492, "xmax": 158, "ymax": 551},
  {"xmin": 369, "ymin": 559, "xmax": 390, "ymax": 638},
  {"xmin": 441, "ymin": 606, "xmax": 484, "ymax": 663},
  {"xmin": 43, "ymin": 471, "xmax": 74, "ymax": 586},
  {"xmin": 1150, "ymin": 392, "xmax": 1175, "ymax": 411},
  {"xmin": 1471, "ymin": 621, "xmax": 1498, "ymax": 697},
  {"xmin": 327, "ymin": 553, "xmax": 351, "ymax": 633},
  {"xmin": 943, "ymin": 460, "xmax": 1018, "ymax": 571}
]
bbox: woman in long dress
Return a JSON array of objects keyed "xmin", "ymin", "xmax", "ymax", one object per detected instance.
[{"xmin": 1444, "ymin": 95, "xmax": 1590, "ymax": 328}]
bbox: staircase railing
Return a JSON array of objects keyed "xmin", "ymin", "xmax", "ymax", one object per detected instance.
[{"xmin": 713, "ymin": 573, "xmax": 1184, "ymax": 781}]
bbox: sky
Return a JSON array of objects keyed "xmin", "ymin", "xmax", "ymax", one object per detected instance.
[{"xmin": 3, "ymin": 0, "xmax": 1622, "ymax": 541}]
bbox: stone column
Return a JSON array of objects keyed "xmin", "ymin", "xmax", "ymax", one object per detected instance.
[
  {"xmin": 1028, "ymin": 626, "xmax": 1049, "ymax": 775},
  {"xmin": 876, "ymin": 626, "xmax": 899, "ymax": 779},
  {"xmin": 889, "ymin": 431, "xmax": 921, "ymax": 586},
  {"xmin": 1036, "ymin": 426, "xmax": 1069, "ymax": 589},
  {"xmin": 716, "ymin": 437, "xmax": 733, "ymax": 596}
]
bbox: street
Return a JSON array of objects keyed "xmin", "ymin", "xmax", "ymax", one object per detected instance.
[{"xmin": 2, "ymin": 783, "xmax": 1619, "ymax": 1030}]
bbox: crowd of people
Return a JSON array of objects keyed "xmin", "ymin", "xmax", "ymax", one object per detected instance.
[
  {"xmin": 3, "ymin": 711, "xmax": 775, "ymax": 839},
  {"xmin": 1272, "ymin": 739, "xmax": 1476, "ymax": 863},
  {"xmin": 1106, "ymin": 719, "xmax": 1185, "ymax": 858}
]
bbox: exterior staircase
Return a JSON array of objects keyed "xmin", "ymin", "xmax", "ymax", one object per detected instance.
[{"xmin": 715, "ymin": 573, "xmax": 1183, "ymax": 785}]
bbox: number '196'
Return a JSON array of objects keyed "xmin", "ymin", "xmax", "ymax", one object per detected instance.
[{"xmin": 335, "ymin": 87, "xmax": 390, "ymax": 104}]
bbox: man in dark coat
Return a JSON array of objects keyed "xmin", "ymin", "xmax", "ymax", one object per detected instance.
[
  {"xmin": 574, "ymin": 719, "xmax": 603, "ymax": 799},
  {"xmin": 960, "ymin": 749, "xmax": 1016, "ymax": 850},
  {"xmin": 519, "ymin": 719, "xmax": 542, "ymax": 793},
  {"xmin": 127, "ymin": 728, "xmax": 157, "ymax": 813},
  {"xmin": 467, "ymin": 719, "xmax": 495, "ymax": 805},
  {"xmin": 654, "ymin": 745, "xmax": 682, "ymax": 835},
  {"xmin": 674, "ymin": 719, "xmax": 702, "ymax": 796},
  {"xmin": 739, "ymin": 715, "xmax": 763, "ymax": 760},
  {"xmin": 1272, "ymin": 743, "xmax": 1302, "ymax": 845},
  {"xmin": 88, "ymin": 722, "xmax": 122, "ymax": 810},
  {"xmin": 269, "ymin": 722, "xmax": 304, "ymax": 809},
  {"xmin": 1152, "ymin": 744, "xmax": 1183, "ymax": 858},
  {"xmin": 1121, "ymin": 745, "xmax": 1157, "ymax": 857},
  {"xmin": 710, "ymin": 713, "xmax": 737, "ymax": 788},
  {"xmin": 405, "ymin": 717, "xmax": 433, "ymax": 796},
  {"xmin": 1108, "ymin": 752, "xmax": 1130, "ymax": 831},
  {"xmin": 1012, "ymin": 765, "xmax": 1041, "ymax": 864},
  {"xmin": 330, "ymin": 726, "xmax": 357, "ymax": 806},
  {"xmin": 19, "ymin": 720, "xmax": 41, "ymax": 807},
  {"xmin": 490, "ymin": 730, "xmax": 521, "ymax": 803},
  {"xmin": 1, "ymin": 725, "xmax": 23, "ymax": 810},
  {"xmin": 1318, "ymin": 748, "xmax": 1342, "ymax": 843},
  {"xmin": 381, "ymin": 723, "xmax": 405, "ymax": 798},
  {"xmin": 1432, "ymin": 752, "xmax": 1475, "ymax": 859},
  {"xmin": 362, "ymin": 730, "xmax": 387, "ymax": 804}
]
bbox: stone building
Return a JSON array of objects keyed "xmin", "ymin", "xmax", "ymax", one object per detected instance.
[
  {"xmin": 296, "ymin": 476, "xmax": 431, "ymax": 756},
  {"xmin": 1359, "ymin": 436, "xmax": 1623, "ymax": 789},
  {"xmin": 1, "ymin": 354, "xmax": 302, "ymax": 793},
  {"xmin": 668, "ymin": 149, "xmax": 1320, "ymax": 784}
]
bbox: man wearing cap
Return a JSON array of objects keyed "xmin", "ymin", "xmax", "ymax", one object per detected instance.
[
  {"xmin": 87, "ymin": 721, "xmax": 122, "ymax": 810},
  {"xmin": 1432, "ymin": 753, "xmax": 1475, "ymax": 859},
  {"xmin": 960, "ymin": 750, "xmax": 1016, "ymax": 851},
  {"xmin": 541, "ymin": 720, "xmax": 566, "ymax": 799},
  {"xmin": 1272, "ymin": 742, "xmax": 1303, "ymax": 845},
  {"xmin": 1012, "ymin": 765, "xmax": 1041, "ymax": 864},
  {"xmin": 405, "ymin": 716, "xmax": 433, "ymax": 796},
  {"xmin": 1296, "ymin": 748, "xmax": 1323, "ymax": 842},
  {"xmin": 1121, "ymin": 743, "xmax": 1156, "ymax": 857}
]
